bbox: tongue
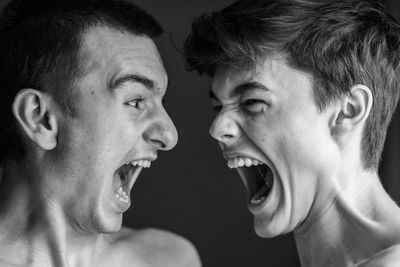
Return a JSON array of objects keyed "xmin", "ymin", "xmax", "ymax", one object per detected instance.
[
  {"xmin": 252, "ymin": 183, "xmax": 270, "ymax": 201},
  {"xmin": 112, "ymin": 171, "xmax": 123, "ymax": 193}
]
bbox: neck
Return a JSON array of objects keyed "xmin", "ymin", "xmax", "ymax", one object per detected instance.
[
  {"xmin": 294, "ymin": 169, "xmax": 400, "ymax": 267},
  {"xmin": 0, "ymin": 161, "xmax": 103, "ymax": 267}
]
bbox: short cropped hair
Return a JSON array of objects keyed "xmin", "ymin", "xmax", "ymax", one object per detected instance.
[
  {"xmin": 0, "ymin": 0, "xmax": 163, "ymax": 162},
  {"xmin": 184, "ymin": 0, "xmax": 400, "ymax": 170}
]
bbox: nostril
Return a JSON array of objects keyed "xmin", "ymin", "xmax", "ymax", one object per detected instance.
[
  {"xmin": 150, "ymin": 139, "xmax": 166, "ymax": 150},
  {"xmin": 144, "ymin": 121, "xmax": 177, "ymax": 151},
  {"xmin": 209, "ymin": 112, "xmax": 239, "ymax": 143},
  {"xmin": 219, "ymin": 133, "xmax": 234, "ymax": 142}
]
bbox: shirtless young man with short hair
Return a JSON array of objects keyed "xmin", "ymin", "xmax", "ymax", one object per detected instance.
[
  {"xmin": 184, "ymin": 0, "xmax": 400, "ymax": 266},
  {"xmin": 0, "ymin": 0, "xmax": 201, "ymax": 266}
]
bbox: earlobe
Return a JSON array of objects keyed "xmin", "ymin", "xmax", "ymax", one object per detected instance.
[
  {"xmin": 12, "ymin": 89, "xmax": 58, "ymax": 151},
  {"xmin": 332, "ymin": 84, "xmax": 373, "ymax": 136}
]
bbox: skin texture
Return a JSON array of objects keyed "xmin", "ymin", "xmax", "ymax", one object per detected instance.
[
  {"xmin": 209, "ymin": 57, "xmax": 400, "ymax": 266},
  {"xmin": 0, "ymin": 26, "xmax": 201, "ymax": 267}
]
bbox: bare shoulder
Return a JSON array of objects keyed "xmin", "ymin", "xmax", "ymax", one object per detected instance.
[
  {"xmin": 354, "ymin": 244, "xmax": 400, "ymax": 267},
  {"xmin": 0, "ymin": 260, "xmax": 18, "ymax": 267},
  {"xmin": 101, "ymin": 227, "xmax": 202, "ymax": 267},
  {"xmin": 128, "ymin": 227, "xmax": 202, "ymax": 267}
]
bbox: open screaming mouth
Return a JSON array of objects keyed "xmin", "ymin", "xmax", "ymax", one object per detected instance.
[
  {"xmin": 228, "ymin": 158, "xmax": 274, "ymax": 205},
  {"xmin": 113, "ymin": 160, "xmax": 151, "ymax": 204}
]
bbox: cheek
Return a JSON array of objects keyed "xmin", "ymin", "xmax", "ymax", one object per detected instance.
[
  {"xmin": 246, "ymin": 111, "xmax": 327, "ymax": 167},
  {"xmin": 99, "ymin": 124, "xmax": 134, "ymax": 156},
  {"xmin": 281, "ymin": 123, "xmax": 331, "ymax": 174},
  {"xmin": 117, "ymin": 116, "xmax": 142, "ymax": 142},
  {"xmin": 244, "ymin": 112, "xmax": 290, "ymax": 148}
]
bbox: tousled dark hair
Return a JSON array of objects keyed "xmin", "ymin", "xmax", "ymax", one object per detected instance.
[
  {"xmin": 184, "ymin": 0, "xmax": 400, "ymax": 170},
  {"xmin": 0, "ymin": 0, "xmax": 163, "ymax": 162}
]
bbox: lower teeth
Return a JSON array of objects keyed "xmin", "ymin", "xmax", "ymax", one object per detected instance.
[
  {"xmin": 251, "ymin": 196, "xmax": 266, "ymax": 204},
  {"xmin": 116, "ymin": 194, "xmax": 129, "ymax": 203},
  {"xmin": 116, "ymin": 187, "xmax": 129, "ymax": 203}
]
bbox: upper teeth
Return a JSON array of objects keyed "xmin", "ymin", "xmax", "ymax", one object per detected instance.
[
  {"xmin": 131, "ymin": 160, "xmax": 151, "ymax": 168},
  {"xmin": 227, "ymin": 157, "xmax": 261, "ymax": 169}
]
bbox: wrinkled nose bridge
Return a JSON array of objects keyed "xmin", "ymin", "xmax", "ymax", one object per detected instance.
[
  {"xmin": 221, "ymin": 102, "xmax": 240, "ymax": 113},
  {"xmin": 209, "ymin": 102, "xmax": 240, "ymax": 142}
]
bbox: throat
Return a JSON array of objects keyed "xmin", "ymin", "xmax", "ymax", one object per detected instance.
[
  {"xmin": 0, "ymin": 163, "xmax": 105, "ymax": 267},
  {"xmin": 294, "ymin": 185, "xmax": 400, "ymax": 267},
  {"xmin": 0, "ymin": 197, "xmax": 101, "ymax": 267}
]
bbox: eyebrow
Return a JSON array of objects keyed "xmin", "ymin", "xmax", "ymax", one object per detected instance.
[
  {"xmin": 209, "ymin": 81, "xmax": 269, "ymax": 102},
  {"xmin": 110, "ymin": 73, "xmax": 162, "ymax": 93}
]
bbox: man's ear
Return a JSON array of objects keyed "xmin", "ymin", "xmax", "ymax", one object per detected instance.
[
  {"xmin": 12, "ymin": 89, "xmax": 58, "ymax": 150},
  {"xmin": 331, "ymin": 84, "xmax": 373, "ymax": 137}
]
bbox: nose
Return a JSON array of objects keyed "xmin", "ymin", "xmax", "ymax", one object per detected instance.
[
  {"xmin": 209, "ymin": 109, "xmax": 240, "ymax": 144},
  {"xmin": 143, "ymin": 107, "xmax": 178, "ymax": 151}
]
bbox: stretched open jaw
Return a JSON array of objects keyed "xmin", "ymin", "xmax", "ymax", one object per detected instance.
[
  {"xmin": 113, "ymin": 160, "xmax": 151, "ymax": 204},
  {"xmin": 227, "ymin": 157, "xmax": 274, "ymax": 205}
]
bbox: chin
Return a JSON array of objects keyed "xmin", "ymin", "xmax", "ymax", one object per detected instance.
[
  {"xmin": 91, "ymin": 211, "xmax": 124, "ymax": 234},
  {"xmin": 253, "ymin": 214, "xmax": 291, "ymax": 238}
]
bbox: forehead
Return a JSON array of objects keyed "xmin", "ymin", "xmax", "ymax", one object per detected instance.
[
  {"xmin": 80, "ymin": 26, "xmax": 167, "ymax": 90},
  {"xmin": 211, "ymin": 57, "xmax": 313, "ymax": 99},
  {"xmin": 212, "ymin": 58, "xmax": 285, "ymax": 91}
]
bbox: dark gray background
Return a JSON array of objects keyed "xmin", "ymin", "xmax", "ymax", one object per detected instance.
[{"xmin": 0, "ymin": 0, "xmax": 399, "ymax": 266}]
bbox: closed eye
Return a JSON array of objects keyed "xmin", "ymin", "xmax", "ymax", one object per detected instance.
[
  {"xmin": 240, "ymin": 99, "xmax": 267, "ymax": 113},
  {"xmin": 241, "ymin": 99, "xmax": 264, "ymax": 106}
]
